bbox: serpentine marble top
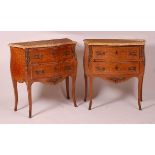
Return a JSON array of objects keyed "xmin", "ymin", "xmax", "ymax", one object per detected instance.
[
  {"xmin": 84, "ymin": 39, "xmax": 145, "ymax": 46},
  {"xmin": 9, "ymin": 38, "xmax": 76, "ymax": 49}
]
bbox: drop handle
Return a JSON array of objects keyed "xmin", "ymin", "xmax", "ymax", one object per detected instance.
[
  {"xmin": 96, "ymin": 66, "xmax": 105, "ymax": 71},
  {"xmin": 115, "ymin": 50, "xmax": 118, "ymax": 55},
  {"xmin": 96, "ymin": 51, "xmax": 105, "ymax": 56},
  {"xmin": 128, "ymin": 66, "xmax": 136, "ymax": 71},
  {"xmin": 35, "ymin": 70, "xmax": 45, "ymax": 75},
  {"xmin": 33, "ymin": 54, "xmax": 43, "ymax": 59},
  {"xmin": 129, "ymin": 51, "xmax": 137, "ymax": 56}
]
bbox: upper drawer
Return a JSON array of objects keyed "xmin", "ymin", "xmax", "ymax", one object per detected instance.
[
  {"xmin": 29, "ymin": 45, "xmax": 74, "ymax": 63},
  {"xmin": 29, "ymin": 47, "xmax": 58, "ymax": 63},
  {"xmin": 58, "ymin": 45, "xmax": 74, "ymax": 60},
  {"xmin": 92, "ymin": 46, "xmax": 140, "ymax": 61}
]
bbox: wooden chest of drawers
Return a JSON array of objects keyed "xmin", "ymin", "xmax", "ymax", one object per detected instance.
[
  {"xmin": 9, "ymin": 38, "xmax": 77, "ymax": 118},
  {"xmin": 83, "ymin": 39, "xmax": 145, "ymax": 110}
]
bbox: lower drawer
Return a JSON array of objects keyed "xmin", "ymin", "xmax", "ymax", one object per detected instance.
[
  {"xmin": 60, "ymin": 61, "xmax": 76, "ymax": 74},
  {"xmin": 30, "ymin": 63, "xmax": 59, "ymax": 79},
  {"xmin": 30, "ymin": 61, "xmax": 76, "ymax": 79},
  {"xmin": 92, "ymin": 62, "xmax": 139, "ymax": 75}
]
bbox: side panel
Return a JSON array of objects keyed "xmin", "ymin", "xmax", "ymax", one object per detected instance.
[
  {"xmin": 139, "ymin": 45, "xmax": 145, "ymax": 75},
  {"xmin": 10, "ymin": 47, "xmax": 26, "ymax": 82}
]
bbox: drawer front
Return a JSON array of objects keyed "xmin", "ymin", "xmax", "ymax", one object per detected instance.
[
  {"xmin": 92, "ymin": 62, "xmax": 139, "ymax": 75},
  {"xmin": 59, "ymin": 45, "xmax": 74, "ymax": 60},
  {"xmin": 92, "ymin": 46, "xmax": 140, "ymax": 61},
  {"xmin": 29, "ymin": 45, "xmax": 74, "ymax": 64},
  {"xmin": 30, "ymin": 63, "xmax": 59, "ymax": 79},
  {"xmin": 29, "ymin": 47, "xmax": 58, "ymax": 63}
]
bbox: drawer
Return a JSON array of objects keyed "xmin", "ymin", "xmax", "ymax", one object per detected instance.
[
  {"xmin": 92, "ymin": 62, "xmax": 139, "ymax": 75},
  {"xmin": 92, "ymin": 46, "xmax": 140, "ymax": 61},
  {"xmin": 59, "ymin": 45, "xmax": 74, "ymax": 60},
  {"xmin": 29, "ymin": 47, "xmax": 59, "ymax": 63},
  {"xmin": 29, "ymin": 45, "xmax": 74, "ymax": 64},
  {"xmin": 30, "ymin": 63, "xmax": 60, "ymax": 79}
]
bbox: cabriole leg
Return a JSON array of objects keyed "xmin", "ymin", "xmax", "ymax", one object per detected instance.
[
  {"xmin": 138, "ymin": 76, "xmax": 143, "ymax": 110},
  {"xmin": 84, "ymin": 74, "xmax": 88, "ymax": 102},
  {"xmin": 66, "ymin": 77, "xmax": 70, "ymax": 99},
  {"xmin": 72, "ymin": 76, "xmax": 77, "ymax": 107},
  {"xmin": 27, "ymin": 82, "xmax": 33, "ymax": 118},
  {"xmin": 12, "ymin": 79, "xmax": 18, "ymax": 111},
  {"xmin": 140, "ymin": 75, "xmax": 144, "ymax": 102},
  {"xmin": 89, "ymin": 76, "xmax": 93, "ymax": 110}
]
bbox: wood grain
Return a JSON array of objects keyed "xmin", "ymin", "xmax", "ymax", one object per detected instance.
[{"xmin": 84, "ymin": 39, "xmax": 145, "ymax": 110}]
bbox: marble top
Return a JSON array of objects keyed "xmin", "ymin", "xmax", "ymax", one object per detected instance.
[
  {"xmin": 84, "ymin": 39, "xmax": 145, "ymax": 46},
  {"xmin": 9, "ymin": 38, "xmax": 76, "ymax": 49}
]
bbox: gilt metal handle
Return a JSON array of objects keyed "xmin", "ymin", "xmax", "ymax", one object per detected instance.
[
  {"xmin": 128, "ymin": 66, "xmax": 136, "ymax": 71},
  {"xmin": 96, "ymin": 51, "xmax": 105, "ymax": 56},
  {"xmin": 35, "ymin": 70, "xmax": 45, "ymax": 75},
  {"xmin": 33, "ymin": 54, "xmax": 43, "ymax": 59},
  {"xmin": 129, "ymin": 51, "xmax": 137, "ymax": 56},
  {"xmin": 96, "ymin": 66, "xmax": 106, "ymax": 71}
]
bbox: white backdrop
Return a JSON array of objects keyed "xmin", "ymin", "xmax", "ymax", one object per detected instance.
[{"xmin": 0, "ymin": 31, "xmax": 155, "ymax": 123}]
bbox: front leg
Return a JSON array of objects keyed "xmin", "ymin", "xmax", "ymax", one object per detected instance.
[
  {"xmin": 84, "ymin": 74, "xmax": 88, "ymax": 102},
  {"xmin": 140, "ymin": 75, "xmax": 144, "ymax": 102},
  {"xmin": 26, "ymin": 82, "xmax": 33, "ymax": 118},
  {"xmin": 89, "ymin": 76, "xmax": 93, "ymax": 110},
  {"xmin": 66, "ymin": 77, "xmax": 70, "ymax": 99},
  {"xmin": 138, "ymin": 76, "xmax": 143, "ymax": 110},
  {"xmin": 71, "ymin": 75, "xmax": 77, "ymax": 107},
  {"xmin": 12, "ymin": 79, "xmax": 18, "ymax": 111}
]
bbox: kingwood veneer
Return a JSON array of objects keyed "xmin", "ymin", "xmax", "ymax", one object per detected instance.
[
  {"xmin": 83, "ymin": 39, "xmax": 145, "ymax": 110},
  {"xmin": 9, "ymin": 38, "xmax": 77, "ymax": 118}
]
